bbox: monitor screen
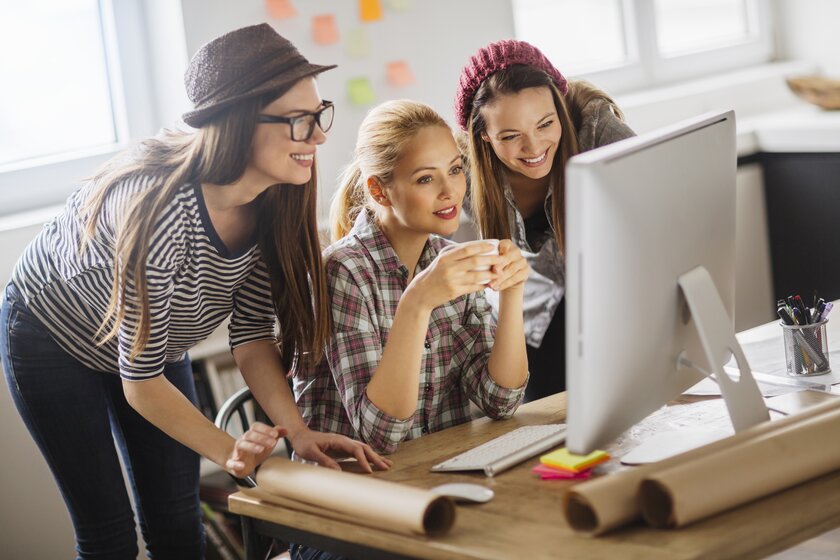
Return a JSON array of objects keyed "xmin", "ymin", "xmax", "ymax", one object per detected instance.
[{"xmin": 564, "ymin": 110, "xmax": 764, "ymax": 454}]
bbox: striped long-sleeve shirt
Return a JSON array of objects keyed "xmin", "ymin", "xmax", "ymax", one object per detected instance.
[
  {"xmin": 11, "ymin": 176, "xmax": 277, "ymax": 381},
  {"xmin": 293, "ymin": 210, "xmax": 526, "ymax": 454}
]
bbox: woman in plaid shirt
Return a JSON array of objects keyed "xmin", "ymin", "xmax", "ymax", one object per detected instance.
[{"xmin": 294, "ymin": 100, "xmax": 530, "ymax": 454}]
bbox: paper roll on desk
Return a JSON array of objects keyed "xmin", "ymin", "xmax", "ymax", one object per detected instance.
[
  {"xmin": 564, "ymin": 397, "xmax": 840, "ymax": 535},
  {"xmin": 640, "ymin": 402, "xmax": 840, "ymax": 528},
  {"xmin": 244, "ymin": 457, "xmax": 456, "ymax": 536}
]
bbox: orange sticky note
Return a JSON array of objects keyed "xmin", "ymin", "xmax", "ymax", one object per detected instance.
[
  {"xmin": 312, "ymin": 14, "xmax": 340, "ymax": 45},
  {"xmin": 348, "ymin": 77, "xmax": 376, "ymax": 106},
  {"xmin": 386, "ymin": 60, "xmax": 414, "ymax": 87},
  {"xmin": 539, "ymin": 448, "xmax": 610, "ymax": 473},
  {"xmin": 359, "ymin": 0, "xmax": 383, "ymax": 22},
  {"xmin": 265, "ymin": 0, "xmax": 296, "ymax": 19}
]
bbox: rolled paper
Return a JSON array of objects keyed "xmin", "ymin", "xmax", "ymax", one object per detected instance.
[
  {"xmin": 563, "ymin": 397, "xmax": 840, "ymax": 535},
  {"xmin": 252, "ymin": 457, "xmax": 456, "ymax": 536},
  {"xmin": 639, "ymin": 404, "xmax": 840, "ymax": 528}
]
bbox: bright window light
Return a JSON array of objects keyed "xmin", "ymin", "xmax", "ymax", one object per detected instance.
[
  {"xmin": 654, "ymin": 0, "xmax": 751, "ymax": 56},
  {"xmin": 512, "ymin": 0, "xmax": 627, "ymax": 75},
  {"xmin": 0, "ymin": 0, "xmax": 116, "ymax": 167}
]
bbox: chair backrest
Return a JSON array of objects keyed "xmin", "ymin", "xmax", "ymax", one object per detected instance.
[{"xmin": 214, "ymin": 387, "xmax": 261, "ymax": 488}]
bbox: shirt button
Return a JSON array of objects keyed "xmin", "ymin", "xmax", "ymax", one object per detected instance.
[
  {"xmin": 424, "ymin": 340, "xmax": 431, "ymax": 349},
  {"xmin": 424, "ymin": 384, "xmax": 432, "ymax": 393},
  {"xmin": 421, "ymin": 425, "xmax": 430, "ymax": 435}
]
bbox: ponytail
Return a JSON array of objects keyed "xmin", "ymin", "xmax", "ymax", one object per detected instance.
[{"xmin": 330, "ymin": 161, "xmax": 366, "ymax": 242}]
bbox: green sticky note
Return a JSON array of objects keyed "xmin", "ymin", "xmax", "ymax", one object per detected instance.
[
  {"xmin": 385, "ymin": 0, "xmax": 411, "ymax": 12},
  {"xmin": 348, "ymin": 77, "xmax": 376, "ymax": 106},
  {"xmin": 346, "ymin": 28, "xmax": 371, "ymax": 58}
]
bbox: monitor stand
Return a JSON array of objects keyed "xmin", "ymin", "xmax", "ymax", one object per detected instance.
[{"xmin": 621, "ymin": 266, "xmax": 770, "ymax": 465}]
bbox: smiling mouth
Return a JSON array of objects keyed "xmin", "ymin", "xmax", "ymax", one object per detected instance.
[
  {"xmin": 291, "ymin": 153, "xmax": 314, "ymax": 161},
  {"xmin": 433, "ymin": 206, "xmax": 458, "ymax": 218},
  {"xmin": 520, "ymin": 149, "xmax": 549, "ymax": 166}
]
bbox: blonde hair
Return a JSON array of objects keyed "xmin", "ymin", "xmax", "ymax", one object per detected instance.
[
  {"xmin": 84, "ymin": 90, "xmax": 329, "ymax": 370},
  {"xmin": 465, "ymin": 65, "xmax": 623, "ymax": 256},
  {"xmin": 330, "ymin": 100, "xmax": 449, "ymax": 242}
]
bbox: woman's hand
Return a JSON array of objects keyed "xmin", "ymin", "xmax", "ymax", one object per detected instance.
[
  {"xmin": 225, "ymin": 422, "xmax": 286, "ymax": 478},
  {"xmin": 488, "ymin": 240, "xmax": 530, "ymax": 292},
  {"xmin": 406, "ymin": 241, "xmax": 502, "ymax": 311},
  {"xmin": 289, "ymin": 428, "xmax": 393, "ymax": 473}
]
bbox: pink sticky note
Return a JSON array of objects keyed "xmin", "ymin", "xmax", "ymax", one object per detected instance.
[
  {"xmin": 359, "ymin": 0, "xmax": 383, "ymax": 22},
  {"xmin": 386, "ymin": 60, "xmax": 414, "ymax": 87},
  {"xmin": 265, "ymin": 0, "xmax": 296, "ymax": 19},
  {"xmin": 532, "ymin": 463, "xmax": 592, "ymax": 480},
  {"xmin": 312, "ymin": 14, "xmax": 340, "ymax": 45}
]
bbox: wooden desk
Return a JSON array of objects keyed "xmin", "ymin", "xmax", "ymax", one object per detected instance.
[{"xmin": 229, "ymin": 390, "xmax": 840, "ymax": 559}]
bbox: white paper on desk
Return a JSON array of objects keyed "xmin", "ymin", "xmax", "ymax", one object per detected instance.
[{"xmin": 683, "ymin": 377, "xmax": 802, "ymax": 398}]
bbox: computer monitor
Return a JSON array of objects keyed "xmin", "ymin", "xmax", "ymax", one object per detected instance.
[{"xmin": 564, "ymin": 110, "xmax": 769, "ymax": 455}]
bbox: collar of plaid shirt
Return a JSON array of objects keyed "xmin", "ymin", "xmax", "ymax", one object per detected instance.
[{"xmin": 350, "ymin": 209, "xmax": 440, "ymax": 280}]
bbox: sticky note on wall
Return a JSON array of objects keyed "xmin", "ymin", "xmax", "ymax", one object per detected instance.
[
  {"xmin": 386, "ymin": 61, "xmax": 414, "ymax": 87},
  {"xmin": 312, "ymin": 14, "xmax": 340, "ymax": 45},
  {"xmin": 265, "ymin": 0, "xmax": 297, "ymax": 19},
  {"xmin": 385, "ymin": 0, "xmax": 411, "ymax": 12},
  {"xmin": 346, "ymin": 28, "xmax": 371, "ymax": 58},
  {"xmin": 359, "ymin": 0, "xmax": 383, "ymax": 22},
  {"xmin": 348, "ymin": 77, "xmax": 376, "ymax": 106}
]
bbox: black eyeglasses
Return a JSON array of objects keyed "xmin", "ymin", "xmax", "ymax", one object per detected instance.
[{"xmin": 257, "ymin": 101, "xmax": 335, "ymax": 141}]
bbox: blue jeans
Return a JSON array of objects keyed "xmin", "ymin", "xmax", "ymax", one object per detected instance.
[{"xmin": 0, "ymin": 283, "xmax": 204, "ymax": 559}]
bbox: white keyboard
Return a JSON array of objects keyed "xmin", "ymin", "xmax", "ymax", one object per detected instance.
[{"xmin": 431, "ymin": 424, "xmax": 567, "ymax": 477}]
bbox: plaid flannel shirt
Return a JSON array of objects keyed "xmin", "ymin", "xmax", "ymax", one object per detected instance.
[{"xmin": 293, "ymin": 210, "xmax": 526, "ymax": 453}]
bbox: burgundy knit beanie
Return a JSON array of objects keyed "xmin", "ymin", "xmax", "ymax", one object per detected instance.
[{"xmin": 454, "ymin": 39, "xmax": 568, "ymax": 131}]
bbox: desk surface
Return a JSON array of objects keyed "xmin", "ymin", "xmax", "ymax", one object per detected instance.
[{"xmin": 229, "ymin": 389, "xmax": 840, "ymax": 560}]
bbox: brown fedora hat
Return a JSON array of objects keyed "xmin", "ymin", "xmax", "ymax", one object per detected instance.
[{"xmin": 182, "ymin": 23, "xmax": 336, "ymax": 128}]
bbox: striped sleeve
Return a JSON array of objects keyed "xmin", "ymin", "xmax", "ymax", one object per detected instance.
[
  {"xmin": 228, "ymin": 256, "xmax": 277, "ymax": 349},
  {"xmin": 118, "ymin": 195, "xmax": 187, "ymax": 381}
]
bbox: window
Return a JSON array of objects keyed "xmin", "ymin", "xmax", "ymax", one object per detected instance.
[
  {"xmin": 0, "ymin": 0, "xmax": 115, "ymax": 167},
  {"xmin": 0, "ymin": 0, "xmax": 158, "ymax": 216},
  {"xmin": 512, "ymin": 0, "xmax": 774, "ymax": 93}
]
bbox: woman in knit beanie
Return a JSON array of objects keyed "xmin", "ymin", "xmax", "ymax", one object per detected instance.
[{"xmin": 454, "ymin": 39, "xmax": 635, "ymax": 401}]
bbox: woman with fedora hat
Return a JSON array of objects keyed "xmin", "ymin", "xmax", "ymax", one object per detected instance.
[
  {"xmin": 454, "ymin": 40, "xmax": 636, "ymax": 402},
  {"xmin": 0, "ymin": 23, "xmax": 388, "ymax": 559}
]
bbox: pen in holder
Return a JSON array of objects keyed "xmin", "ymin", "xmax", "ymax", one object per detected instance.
[{"xmin": 781, "ymin": 319, "xmax": 830, "ymax": 376}]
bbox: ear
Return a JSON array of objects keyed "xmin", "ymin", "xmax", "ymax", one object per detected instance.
[
  {"xmin": 480, "ymin": 132, "xmax": 491, "ymax": 143},
  {"xmin": 366, "ymin": 177, "xmax": 391, "ymax": 207}
]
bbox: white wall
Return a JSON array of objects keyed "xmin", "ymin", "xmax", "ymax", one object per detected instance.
[
  {"xmin": 178, "ymin": 0, "xmax": 515, "ymax": 220},
  {"xmin": 774, "ymin": 0, "xmax": 840, "ymax": 75}
]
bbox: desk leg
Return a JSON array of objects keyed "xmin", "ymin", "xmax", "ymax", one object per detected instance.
[{"xmin": 241, "ymin": 514, "xmax": 277, "ymax": 560}]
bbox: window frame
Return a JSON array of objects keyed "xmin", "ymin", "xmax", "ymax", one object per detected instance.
[
  {"xmin": 513, "ymin": 0, "xmax": 775, "ymax": 94},
  {"xmin": 0, "ymin": 0, "xmax": 158, "ymax": 216}
]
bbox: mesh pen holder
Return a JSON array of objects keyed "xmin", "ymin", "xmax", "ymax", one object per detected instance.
[{"xmin": 781, "ymin": 319, "xmax": 830, "ymax": 376}]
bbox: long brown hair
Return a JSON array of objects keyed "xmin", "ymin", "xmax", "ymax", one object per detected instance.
[
  {"xmin": 84, "ymin": 89, "xmax": 329, "ymax": 371},
  {"xmin": 465, "ymin": 64, "xmax": 622, "ymax": 255},
  {"xmin": 330, "ymin": 100, "xmax": 449, "ymax": 242}
]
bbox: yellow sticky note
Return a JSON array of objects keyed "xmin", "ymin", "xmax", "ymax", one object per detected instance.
[
  {"xmin": 359, "ymin": 0, "xmax": 383, "ymax": 22},
  {"xmin": 265, "ymin": 0, "xmax": 297, "ymax": 19},
  {"xmin": 348, "ymin": 77, "xmax": 376, "ymax": 106},
  {"xmin": 386, "ymin": 60, "xmax": 414, "ymax": 87},
  {"xmin": 385, "ymin": 0, "xmax": 411, "ymax": 12},
  {"xmin": 346, "ymin": 28, "xmax": 371, "ymax": 58},
  {"xmin": 312, "ymin": 14, "xmax": 340, "ymax": 45},
  {"xmin": 540, "ymin": 448, "xmax": 610, "ymax": 473}
]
